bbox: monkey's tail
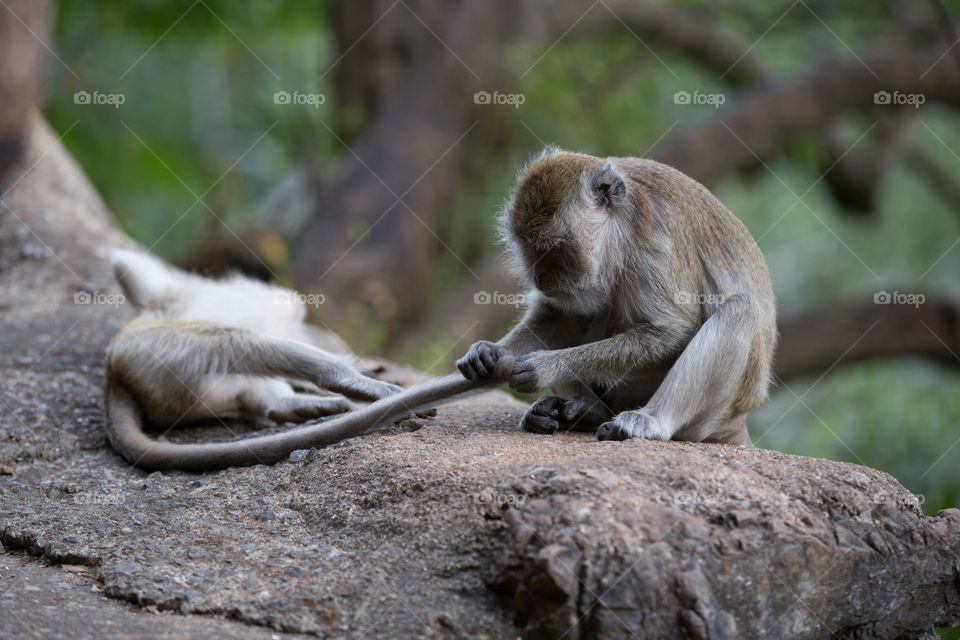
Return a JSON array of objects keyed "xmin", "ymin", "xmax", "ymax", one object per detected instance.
[{"xmin": 104, "ymin": 363, "xmax": 512, "ymax": 472}]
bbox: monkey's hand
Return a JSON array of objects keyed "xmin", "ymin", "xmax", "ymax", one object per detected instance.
[
  {"xmin": 508, "ymin": 351, "xmax": 556, "ymax": 394},
  {"xmin": 457, "ymin": 340, "xmax": 509, "ymax": 380}
]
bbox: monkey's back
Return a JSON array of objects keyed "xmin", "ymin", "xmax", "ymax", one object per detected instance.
[{"xmin": 617, "ymin": 157, "xmax": 774, "ymax": 310}]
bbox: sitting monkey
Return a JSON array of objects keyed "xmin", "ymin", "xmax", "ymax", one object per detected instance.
[{"xmin": 457, "ymin": 147, "xmax": 776, "ymax": 445}]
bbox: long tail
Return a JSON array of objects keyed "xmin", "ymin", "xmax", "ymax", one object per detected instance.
[{"xmin": 105, "ymin": 361, "xmax": 513, "ymax": 472}]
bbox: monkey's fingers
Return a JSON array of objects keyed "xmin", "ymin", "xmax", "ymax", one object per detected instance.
[
  {"xmin": 267, "ymin": 396, "xmax": 354, "ymax": 424},
  {"xmin": 473, "ymin": 358, "xmax": 491, "ymax": 378},
  {"xmin": 597, "ymin": 421, "xmax": 629, "ymax": 440},
  {"xmin": 519, "ymin": 396, "xmax": 563, "ymax": 434},
  {"xmin": 457, "ymin": 341, "xmax": 509, "ymax": 380},
  {"xmin": 521, "ymin": 411, "xmax": 558, "ymax": 434},
  {"xmin": 529, "ymin": 395, "xmax": 562, "ymax": 417},
  {"xmin": 456, "ymin": 350, "xmax": 480, "ymax": 379},
  {"xmin": 457, "ymin": 351, "xmax": 488, "ymax": 378},
  {"xmin": 477, "ymin": 343, "xmax": 502, "ymax": 373},
  {"xmin": 560, "ymin": 402, "xmax": 582, "ymax": 422},
  {"xmin": 331, "ymin": 377, "xmax": 403, "ymax": 401},
  {"xmin": 560, "ymin": 396, "xmax": 602, "ymax": 422}
]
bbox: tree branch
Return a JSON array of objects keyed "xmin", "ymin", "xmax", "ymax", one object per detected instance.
[
  {"xmin": 774, "ymin": 297, "xmax": 960, "ymax": 381},
  {"xmin": 0, "ymin": 0, "xmax": 48, "ymax": 186},
  {"xmin": 650, "ymin": 46, "xmax": 960, "ymax": 183}
]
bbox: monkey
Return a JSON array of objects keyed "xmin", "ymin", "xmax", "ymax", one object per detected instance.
[
  {"xmin": 457, "ymin": 147, "xmax": 777, "ymax": 446},
  {"xmin": 105, "ymin": 249, "xmax": 514, "ymax": 472}
]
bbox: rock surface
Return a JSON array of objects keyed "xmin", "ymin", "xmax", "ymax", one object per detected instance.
[{"xmin": 1, "ymin": 117, "xmax": 958, "ymax": 639}]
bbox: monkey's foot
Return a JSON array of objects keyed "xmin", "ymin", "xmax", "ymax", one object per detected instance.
[
  {"xmin": 520, "ymin": 396, "xmax": 563, "ymax": 434},
  {"xmin": 267, "ymin": 394, "xmax": 353, "ymax": 423},
  {"xmin": 400, "ymin": 407, "xmax": 438, "ymax": 421},
  {"xmin": 597, "ymin": 409, "xmax": 672, "ymax": 441},
  {"xmin": 521, "ymin": 395, "xmax": 609, "ymax": 434},
  {"xmin": 334, "ymin": 376, "xmax": 403, "ymax": 402}
]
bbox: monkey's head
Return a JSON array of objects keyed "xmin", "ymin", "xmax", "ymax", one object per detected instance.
[{"xmin": 499, "ymin": 147, "xmax": 629, "ymax": 314}]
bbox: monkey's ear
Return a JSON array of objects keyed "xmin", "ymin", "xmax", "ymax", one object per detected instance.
[
  {"xmin": 110, "ymin": 249, "xmax": 180, "ymax": 307},
  {"xmin": 589, "ymin": 163, "xmax": 626, "ymax": 209},
  {"xmin": 532, "ymin": 145, "xmax": 559, "ymax": 163}
]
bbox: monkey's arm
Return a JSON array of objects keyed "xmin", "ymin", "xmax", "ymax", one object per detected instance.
[
  {"xmin": 497, "ymin": 301, "xmax": 568, "ymax": 354},
  {"xmin": 508, "ymin": 323, "xmax": 686, "ymax": 393},
  {"xmin": 105, "ymin": 356, "xmax": 514, "ymax": 472},
  {"xmin": 458, "ymin": 301, "xmax": 566, "ymax": 380}
]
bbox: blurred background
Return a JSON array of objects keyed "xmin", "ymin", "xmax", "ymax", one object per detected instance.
[{"xmin": 6, "ymin": 1, "xmax": 960, "ymax": 535}]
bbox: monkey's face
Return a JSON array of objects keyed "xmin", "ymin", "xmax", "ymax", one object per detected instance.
[
  {"xmin": 526, "ymin": 242, "xmax": 585, "ymax": 298},
  {"xmin": 501, "ymin": 150, "xmax": 628, "ymax": 313},
  {"xmin": 507, "ymin": 158, "xmax": 589, "ymax": 298}
]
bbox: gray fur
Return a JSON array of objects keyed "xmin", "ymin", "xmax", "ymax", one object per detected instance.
[{"xmin": 458, "ymin": 148, "xmax": 777, "ymax": 445}]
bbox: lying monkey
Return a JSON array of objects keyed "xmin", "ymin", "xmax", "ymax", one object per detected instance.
[
  {"xmin": 458, "ymin": 147, "xmax": 777, "ymax": 445},
  {"xmin": 104, "ymin": 250, "xmax": 511, "ymax": 471}
]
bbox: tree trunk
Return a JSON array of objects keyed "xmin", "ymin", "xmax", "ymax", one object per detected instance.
[{"xmin": 0, "ymin": 0, "xmax": 49, "ymax": 186}]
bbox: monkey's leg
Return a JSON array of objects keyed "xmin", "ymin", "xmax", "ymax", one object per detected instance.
[
  {"xmin": 236, "ymin": 378, "xmax": 353, "ymax": 423},
  {"xmin": 520, "ymin": 393, "xmax": 611, "ymax": 434},
  {"xmin": 597, "ymin": 294, "xmax": 759, "ymax": 444},
  {"xmin": 227, "ymin": 334, "xmax": 402, "ymax": 401},
  {"xmin": 223, "ymin": 363, "xmax": 432, "ymax": 425},
  {"xmin": 195, "ymin": 375, "xmax": 353, "ymax": 423},
  {"xmin": 265, "ymin": 394, "xmax": 353, "ymax": 424}
]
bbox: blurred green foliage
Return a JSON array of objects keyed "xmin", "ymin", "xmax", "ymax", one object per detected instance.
[
  {"xmin": 46, "ymin": 0, "xmax": 960, "ymax": 564},
  {"xmin": 48, "ymin": 0, "xmax": 338, "ymax": 262}
]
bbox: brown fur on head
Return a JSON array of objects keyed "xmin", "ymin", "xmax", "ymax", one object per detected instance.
[{"xmin": 499, "ymin": 147, "xmax": 631, "ymax": 314}]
